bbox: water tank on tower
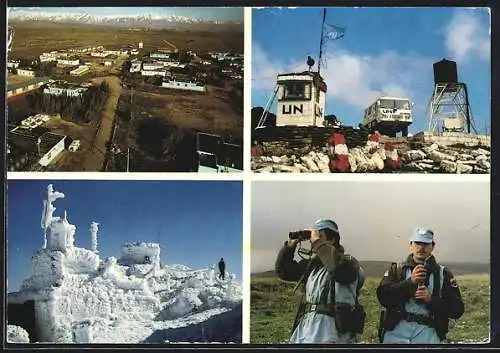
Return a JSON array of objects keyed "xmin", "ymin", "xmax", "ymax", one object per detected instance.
[
  {"xmin": 433, "ymin": 59, "xmax": 458, "ymax": 84},
  {"xmin": 426, "ymin": 58, "xmax": 476, "ymax": 134}
]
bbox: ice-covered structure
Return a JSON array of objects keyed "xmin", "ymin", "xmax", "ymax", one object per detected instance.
[
  {"xmin": 120, "ymin": 242, "xmax": 161, "ymax": 267},
  {"xmin": 7, "ymin": 184, "xmax": 242, "ymax": 344},
  {"xmin": 89, "ymin": 222, "xmax": 99, "ymax": 253}
]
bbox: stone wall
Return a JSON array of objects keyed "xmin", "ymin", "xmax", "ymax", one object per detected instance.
[{"xmin": 252, "ymin": 137, "xmax": 490, "ymax": 174}]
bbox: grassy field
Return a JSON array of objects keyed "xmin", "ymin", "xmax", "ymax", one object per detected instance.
[{"xmin": 250, "ymin": 273, "xmax": 490, "ymax": 344}]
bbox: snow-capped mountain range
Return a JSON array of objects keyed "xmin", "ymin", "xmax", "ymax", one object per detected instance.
[{"xmin": 8, "ymin": 10, "xmax": 241, "ymax": 27}]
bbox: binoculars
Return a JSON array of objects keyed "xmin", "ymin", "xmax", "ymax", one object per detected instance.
[{"xmin": 288, "ymin": 230, "xmax": 312, "ymax": 241}]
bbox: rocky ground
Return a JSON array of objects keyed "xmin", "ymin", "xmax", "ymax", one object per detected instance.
[{"xmin": 251, "ymin": 139, "xmax": 491, "ymax": 174}]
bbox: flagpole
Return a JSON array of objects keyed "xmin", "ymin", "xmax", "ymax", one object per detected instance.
[{"xmin": 318, "ymin": 8, "xmax": 327, "ymax": 77}]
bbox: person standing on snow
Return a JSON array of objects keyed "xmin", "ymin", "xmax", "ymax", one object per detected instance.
[
  {"xmin": 275, "ymin": 219, "xmax": 366, "ymax": 343},
  {"xmin": 218, "ymin": 258, "xmax": 226, "ymax": 280}
]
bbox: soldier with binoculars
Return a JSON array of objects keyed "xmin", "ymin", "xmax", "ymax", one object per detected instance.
[{"xmin": 275, "ymin": 219, "xmax": 366, "ymax": 343}]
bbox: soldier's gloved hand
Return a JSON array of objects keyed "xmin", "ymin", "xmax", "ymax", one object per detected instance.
[
  {"xmin": 287, "ymin": 239, "xmax": 299, "ymax": 248},
  {"xmin": 414, "ymin": 284, "xmax": 431, "ymax": 302},
  {"xmin": 410, "ymin": 265, "xmax": 428, "ymax": 284}
]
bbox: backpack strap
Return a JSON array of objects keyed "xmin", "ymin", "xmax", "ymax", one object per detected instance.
[
  {"xmin": 431, "ymin": 264, "xmax": 446, "ymax": 301},
  {"xmin": 390, "ymin": 262, "xmax": 406, "ymax": 281},
  {"xmin": 439, "ymin": 265, "xmax": 445, "ymax": 298}
]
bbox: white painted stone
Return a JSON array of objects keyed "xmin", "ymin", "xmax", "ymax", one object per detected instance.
[
  {"xmin": 429, "ymin": 143, "xmax": 439, "ymax": 151},
  {"xmin": 274, "ymin": 165, "xmax": 298, "ymax": 173},
  {"xmin": 429, "ymin": 150, "xmax": 456, "ymax": 163},
  {"xmin": 300, "ymin": 156, "xmax": 320, "ymax": 172},
  {"xmin": 371, "ymin": 152, "xmax": 385, "ymax": 170},
  {"xmin": 458, "ymin": 160, "xmax": 477, "ymax": 165},
  {"xmin": 421, "ymin": 159, "xmax": 435, "ymax": 164},
  {"xmin": 417, "ymin": 163, "xmax": 435, "ymax": 170},
  {"xmin": 255, "ymin": 166, "xmax": 274, "ymax": 173},
  {"xmin": 472, "ymin": 148, "xmax": 490, "ymax": 156},
  {"xmin": 316, "ymin": 155, "xmax": 330, "ymax": 173},
  {"xmin": 441, "ymin": 160, "xmax": 457, "ymax": 173},
  {"xmin": 477, "ymin": 159, "xmax": 490, "ymax": 169},
  {"xmin": 459, "ymin": 154, "xmax": 474, "ymax": 160},
  {"xmin": 377, "ymin": 148, "xmax": 387, "ymax": 160},
  {"xmin": 405, "ymin": 150, "xmax": 426, "ymax": 161},
  {"xmin": 474, "ymin": 166, "xmax": 490, "ymax": 173},
  {"xmin": 334, "ymin": 144, "xmax": 349, "ymax": 155},
  {"xmin": 294, "ymin": 163, "xmax": 310, "ymax": 173},
  {"xmin": 348, "ymin": 154, "xmax": 358, "ymax": 173},
  {"xmin": 272, "ymin": 156, "xmax": 282, "ymax": 164},
  {"xmin": 456, "ymin": 163, "xmax": 473, "ymax": 174},
  {"xmin": 408, "ymin": 162, "xmax": 424, "ymax": 171}
]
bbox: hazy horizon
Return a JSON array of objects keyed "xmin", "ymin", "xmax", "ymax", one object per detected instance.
[{"xmin": 251, "ymin": 179, "xmax": 490, "ymax": 273}]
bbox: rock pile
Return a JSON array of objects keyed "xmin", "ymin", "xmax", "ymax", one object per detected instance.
[
  {"xmin": 403, "ymin": 143, "xmax": 490, "ymax": 174},
  {"xmin": 251, "ymin": 141, "xmax": 490, "ymax": 174}
]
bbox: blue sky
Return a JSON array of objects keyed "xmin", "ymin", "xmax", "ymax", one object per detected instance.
[
  {"xmin": 7, "ymin": 180, "xmax": 243, "ymax": 292},
  {"xmin": 252, "ymin": 7, "xmax": 491, "ymax": 135},
  {"xmin": 8, "ymin": 7, "xmax": 243, "ymax": 22}
]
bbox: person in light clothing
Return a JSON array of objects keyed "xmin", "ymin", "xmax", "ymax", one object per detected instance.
[{"xmin": 275, "ymin": 219, "xmax": 366, "ymax": 343}]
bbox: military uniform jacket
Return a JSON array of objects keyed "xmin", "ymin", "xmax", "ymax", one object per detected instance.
[
  {"xmin": 275, "ymin": 239, "xmax": 365, "ymax": 343},
  {"xmin": 377, "ymin": 254, "xmax": 464, "ymax": 323}
]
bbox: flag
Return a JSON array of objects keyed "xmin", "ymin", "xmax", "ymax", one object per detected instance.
[{"xmin": 323, "ymin": 23, "xmax": 345, "ymax": 41}]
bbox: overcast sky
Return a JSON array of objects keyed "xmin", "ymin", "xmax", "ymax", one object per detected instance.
[{"xmin": 251, "ymin": 178, "xmax": 490, "ymax": 273}]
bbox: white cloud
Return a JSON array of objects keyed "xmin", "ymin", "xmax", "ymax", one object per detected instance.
[
  {"xmin": 445, "ymin": 10, "xmax": 490, "ymax": 62},
  {"xmin": 252, "ymin": 42, "xmax": 432, "ymax": 110},
  {"xmin": 251, "ymin": 42, "xmax": 304, "ymax": 93},
  {"xmin": 322, "ymin": 50, "xmax": 433, "ymax": 108}
]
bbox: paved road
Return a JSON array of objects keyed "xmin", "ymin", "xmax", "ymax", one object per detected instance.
[{"xmin": 81, "ymin": 76, "xmax": 122, "ymax": 171}]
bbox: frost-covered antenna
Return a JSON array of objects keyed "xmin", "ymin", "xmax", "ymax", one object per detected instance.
[
  {"xmin": 90, "ymin": 222, "xmax": 99, "ymax": 253},
  {"xmin": 41, "ymin": 184, "xmax": 65, "ymax": 249}
]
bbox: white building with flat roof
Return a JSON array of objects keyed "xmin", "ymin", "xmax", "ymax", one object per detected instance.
[
  {"xmin": 17, "ymin": 68, "xmax": 36, "ymax": 77},
  {"xmin": 43, "ymin": 83, "xmax": 88, "ymax": 97},
  {"xmin": 37, "ymin": 133, "xmax": 66, "ymax": 167},
  {"xmin": 130, "ymin": 61, "xmax": 142, "ymax": 73},
  {"xmin": 58, "ymin": 58, "xmax": 80, "ymax": 66},
  {"xmin": 70, "ymin": 66, "xmax": 90, "ymax": 76},
  {"xmin": 162, "ymin": 79, "xmax": 205, "ymax": 92},
  {"xmin": 150, "ymin": 52, "xmax": 171, "ymax": 59},
  {"xmin": 141, "ymin": 70, "xmax": 168, "ymax": 77},
  {"xmin": 142, "ymin": 62, "xmax": 165, "ymax": 71},
  {"xmin": 7, "ymin": 60, "xmax": 20, "ymax": 68},
  {"xmin": 90, "ymin": 51, "xmax": 110, "ymax": 58}
]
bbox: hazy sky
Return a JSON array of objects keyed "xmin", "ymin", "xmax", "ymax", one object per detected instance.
[
  {"xmin": 251, "ymin": 178, "xmax": 490, "ymax": 273},
  {"xmin": 8, "ymin": 7, "xmax": 244, "ymax": 22}
]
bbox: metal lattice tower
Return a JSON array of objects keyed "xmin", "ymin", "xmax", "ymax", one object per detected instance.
[{"xmin": 427, "ymin": 82, "xmax": 477, "ymax": 134}]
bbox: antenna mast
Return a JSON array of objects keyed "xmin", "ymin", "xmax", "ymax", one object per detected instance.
[{"xmin": 317, "ymin": 8, "xmax": 327, "ymax": 77}]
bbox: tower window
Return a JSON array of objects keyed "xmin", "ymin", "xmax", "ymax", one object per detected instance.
[{"xmin": 280, "ymin": 82, "xmax": 311, "ymax": 100}]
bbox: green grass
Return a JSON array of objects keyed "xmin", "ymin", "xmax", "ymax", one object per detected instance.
[{"xmin": 250, "ymin": 273, "xmax": 490, "ymax": 344}]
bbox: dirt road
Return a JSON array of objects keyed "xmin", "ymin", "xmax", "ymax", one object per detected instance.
[{"xmin": 82, "ymin": 76, "xmax": 122, "ymax": 171}]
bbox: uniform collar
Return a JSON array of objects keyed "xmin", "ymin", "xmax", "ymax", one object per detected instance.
[{"xmin": 404, "ymin": 254, "xmax": 439, "ymax": 272}]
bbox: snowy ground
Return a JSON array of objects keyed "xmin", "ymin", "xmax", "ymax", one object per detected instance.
[
  {"xmin": 9, "ymin": 259, "xmax": 242, "ymax": 344},
  {"xmin": 7, "ymin": 325, "xmax": 30, "ymax": 343}
]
